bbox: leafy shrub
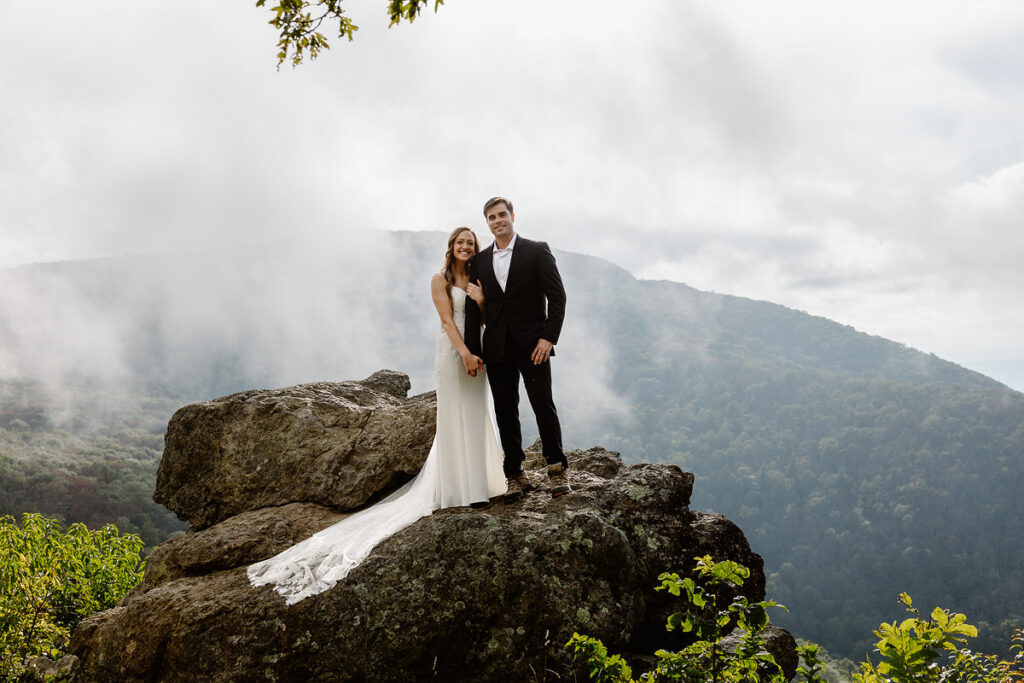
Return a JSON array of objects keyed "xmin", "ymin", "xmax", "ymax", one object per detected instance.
[
  {"xmin": 567, "ymin": 555, "xmax": 826, "ymax": 682},
  {"xmin": 0, "ymin": 513, "xmax": 145, "ymax": 680},
  {"xmin": 854, "ymin": 593, "xmax": 1024, "ymax": 683}
]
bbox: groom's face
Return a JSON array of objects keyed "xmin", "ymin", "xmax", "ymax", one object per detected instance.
[{"xmin": 485, "ymin": 202, "xmax": 514, "ymax": 240}]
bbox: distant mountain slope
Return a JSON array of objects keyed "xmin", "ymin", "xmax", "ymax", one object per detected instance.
[
  {"xmin": 1, "ymin": 230, "xmax": 1021, "ymax": 659},
  {"xmin": 0, "ymin": 381, "xmax": 184, "ymax": 546}
]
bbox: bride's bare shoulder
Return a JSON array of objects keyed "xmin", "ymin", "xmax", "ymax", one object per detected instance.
[{"xmin": 430, "ymin": 271, "xmax": 447, "ymax": 291}]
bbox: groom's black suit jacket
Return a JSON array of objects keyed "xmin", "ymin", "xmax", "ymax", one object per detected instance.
[{"xmin": 464, "ymin": 236, "xmax": 566, "ymax": 363}]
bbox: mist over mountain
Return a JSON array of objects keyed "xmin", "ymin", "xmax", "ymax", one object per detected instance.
[
  {"xmin": 0, "ymin": 230, "xmax": 1000, "ymax": 431},
  {"xmin": 2, "ymin": 229, "xmax": 1021, "ymax": 661}
]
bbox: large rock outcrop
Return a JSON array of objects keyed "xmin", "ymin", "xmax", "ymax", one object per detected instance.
[
  {"xmin": 70, "ymin": 370, "xmax": 793, "ymax": 682},
  {"xmin": 155, "ymin": 369, "xmax": 435, "ymax": 529}
]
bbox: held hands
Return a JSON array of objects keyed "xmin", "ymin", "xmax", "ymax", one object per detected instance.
[
  {"xmin": 531, "ymin": 338, "xmax": 553, "ymax": 365},
  {"xmin": 463, "ymin": 353, "xmax": 484, "ymax": 377},
  {"xmin": 466, "ymin": 279, "xmax": 484, "ymax": 306}
]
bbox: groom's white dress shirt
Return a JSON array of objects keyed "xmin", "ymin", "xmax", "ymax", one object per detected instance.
[{"xmin": 492, "ymin": 233, "xmax": 517, "ymax": 292}]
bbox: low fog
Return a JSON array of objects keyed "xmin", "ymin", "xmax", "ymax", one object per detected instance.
[{"xmin": 0, "ymin": 230, "xmax": 632, "ymax": 445}]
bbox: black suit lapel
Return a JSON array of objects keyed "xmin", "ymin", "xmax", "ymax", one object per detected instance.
[{"xmin": 505, "ymin": 236, "xmax": 527, "ymax": 291}]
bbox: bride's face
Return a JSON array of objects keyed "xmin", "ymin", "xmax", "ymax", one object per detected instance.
[{"xmin": 452, "ymin": 231, "xmax": 476, "ymax": 263}]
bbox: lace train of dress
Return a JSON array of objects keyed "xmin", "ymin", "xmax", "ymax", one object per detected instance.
[{"xmin": 248, "ymin": 287, "xmax": 505, "ymax": 604}]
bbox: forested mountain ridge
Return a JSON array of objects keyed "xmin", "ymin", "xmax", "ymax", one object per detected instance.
[
  {"xmin": 1, "ymin": 231, "xmax": 1021, "ymax": 662},
  {"xmin": 556, "ymin": 246, "xmax": 1022, "ymax": 658}
]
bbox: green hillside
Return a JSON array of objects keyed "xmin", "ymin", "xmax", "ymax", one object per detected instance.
[
  {"xmin": 0, "ymin": 381, "xmax": 185, "ymax": 547},
  {"xmin": 597, "ymin": 342, "xmax": 1023, "ymax": 658},
  {"xmin": 560, "ymin": 257, "xmax": 1023, "ymax": 659}
]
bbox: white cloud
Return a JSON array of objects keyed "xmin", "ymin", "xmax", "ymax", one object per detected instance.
[{"xmin": 1, "ymin": 0, "xmax": 1022, "ymax": 385}]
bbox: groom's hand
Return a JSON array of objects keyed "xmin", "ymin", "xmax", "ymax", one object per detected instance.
[
  {"xmin": 531, "ymin": 339, "xmax": 553, "ymax": 365},
  {"xmin": 464, "ymin": 354, "xmax": 484, "ymax": 377}
]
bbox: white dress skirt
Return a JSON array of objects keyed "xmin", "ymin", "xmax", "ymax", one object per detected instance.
[{"xmin": 247, "ymin": 287, "xmax": 506, "ymax": 604}]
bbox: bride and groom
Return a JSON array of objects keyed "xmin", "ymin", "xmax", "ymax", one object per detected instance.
[{"xmin": 248, "ymin": 196, "xmax": 569, "ymax": 604}]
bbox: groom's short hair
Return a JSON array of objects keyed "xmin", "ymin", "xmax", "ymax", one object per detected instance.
[{"xmin": 483, "ymin": 196, "xmax": 514, "ymax": 217}]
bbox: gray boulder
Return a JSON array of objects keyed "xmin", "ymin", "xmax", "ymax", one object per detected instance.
[
  {"xmin": 130, "ymin": 502, "xmax": 349, "ymax": 596},
  {"xmin": 154, "ymin": 369, "xmax": 435, "ymax": 529},
  {"xmin": 23, "ymin": 654, "xmax": 78, "ymax": 682}
]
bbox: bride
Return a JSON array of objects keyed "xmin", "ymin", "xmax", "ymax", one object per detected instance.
[{"xmin": 248, "ymin": 227, "xmax": 507, "ymax": 604}]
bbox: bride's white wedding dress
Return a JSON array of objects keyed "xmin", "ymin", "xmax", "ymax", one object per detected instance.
[{"xmin": 248, "ymin": 287, "xmax": 506, "ymax": 604}]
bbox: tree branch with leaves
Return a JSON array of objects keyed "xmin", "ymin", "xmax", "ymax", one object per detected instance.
[{"xmin": 257, "ymin": 0, "xmax": 445, "ymax": 66}]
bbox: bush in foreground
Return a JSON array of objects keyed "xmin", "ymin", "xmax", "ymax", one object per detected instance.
[
  {"xmin": 0, "ymin": 513, "xmax": 144, "ymax": 681},
  {"xmin": 568, "ymin": 555, "xmax": 826, "ymax": 682},
  {"xmin": 854, "ymin": 593, "xmax": 1024, "ymax": 683},
  {"xmin": 569, "ymin": 556, "xmax": 1024, "ymax": 683}
]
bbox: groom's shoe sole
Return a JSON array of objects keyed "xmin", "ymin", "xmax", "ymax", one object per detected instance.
[
  {"xmin": 503, "ymin": 491, "xmax": 524, "ymax": 503},
  {"xmin": 551, "ymin": 486, "xmax": 571, "ymax": 498}
]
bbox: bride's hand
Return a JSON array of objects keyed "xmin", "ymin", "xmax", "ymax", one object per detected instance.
[
  {"xmin": 463, "ymin": 354, "xmax": 484, "ymax": 377},
  {"xmin": 466, "ymin": 280, "xmax": 484, "ymax": 305}
]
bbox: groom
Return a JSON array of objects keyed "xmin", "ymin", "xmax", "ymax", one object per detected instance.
[{"xmin": 464, "ymin": 196, "xmax": 569, "ymax": 501}]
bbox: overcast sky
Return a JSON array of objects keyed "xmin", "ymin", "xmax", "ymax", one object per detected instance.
[{"xmin": 2, "ymin": 0, "xmax": 1023, "ymax": 388}]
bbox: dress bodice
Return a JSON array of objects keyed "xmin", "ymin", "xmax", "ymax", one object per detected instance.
[{"xmin": 450, "ymin": 287, "xmax": 467, "ymax": 332}]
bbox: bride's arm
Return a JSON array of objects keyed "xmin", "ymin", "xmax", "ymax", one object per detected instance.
[{"xmin": 430, "ymin": 274, "xmax": 483, "ymax": 376}]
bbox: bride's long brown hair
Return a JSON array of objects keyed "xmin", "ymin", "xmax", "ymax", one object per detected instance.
[{"xmin": 442, "ymin": 226, "xmax": 480, "ymax": 303}]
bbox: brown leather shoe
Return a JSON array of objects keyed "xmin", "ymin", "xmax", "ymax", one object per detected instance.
[
  {"xmin": 548, "ymin": 463, "xmax": 571, "ymax": 497},
  {"xmin": 504, "ymin": 473, "xmax": 527, "ymax": 503}
]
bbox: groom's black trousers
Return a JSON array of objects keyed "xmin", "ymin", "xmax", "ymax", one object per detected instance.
[{"xmin": 486, "ymin": 332, "xmax": 566, "ymax": 477}]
